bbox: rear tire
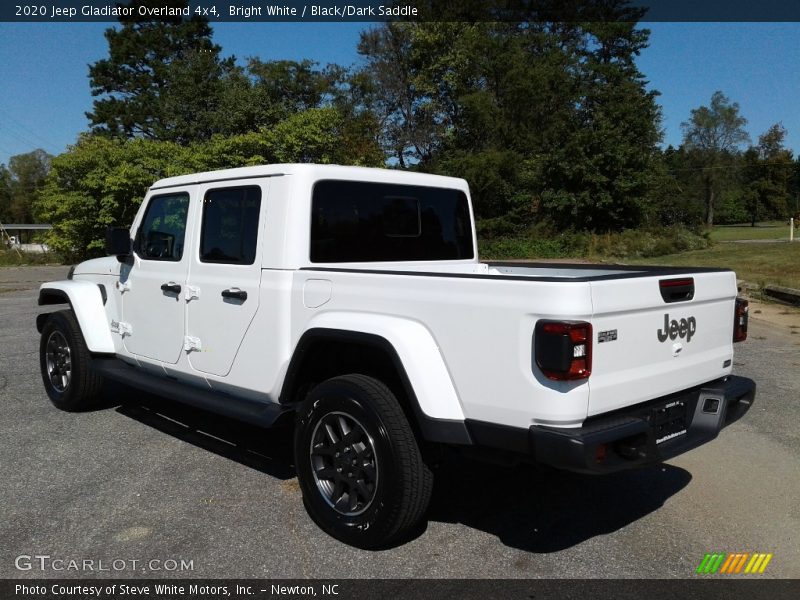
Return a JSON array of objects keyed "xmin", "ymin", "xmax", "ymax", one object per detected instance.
[
  {"xmin": 294, "ymin": 374, "xmax": 433, "ymax": 549},
  {"xmin": 39, "ymin": 310, "xmax": 103, "ymax": 411}
]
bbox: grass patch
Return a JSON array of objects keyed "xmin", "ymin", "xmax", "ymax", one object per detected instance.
[
  {"xmin": 479, "ymin": 224, "xmax": 799, "ymax": 290},
  {"xmin": 626, "ymin": 242, "xmax": 800, "ymax": 290},
  {"xmin": 0, "ymin": 249, "xmax": 62, "ymax": 267},
  {"xmin": 710, "ymin": 221, "xmax": 792, "ymax": 242},
  {"xmin": 479, "ymin": 235, "xmax": 585, "ymax": 260},
  {"xmin": 479, "ymin": 225, "xmax": 710, "ymax": 261}
]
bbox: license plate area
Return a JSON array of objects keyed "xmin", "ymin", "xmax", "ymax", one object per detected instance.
[{"xmin": 653, "ymin": 399, "xmax": 689, "ymax": 444}]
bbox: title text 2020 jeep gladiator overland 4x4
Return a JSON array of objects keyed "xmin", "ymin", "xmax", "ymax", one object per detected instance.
[{"xmin": 37, "ymin": 164, "xmax": 755, "ymax": 548}]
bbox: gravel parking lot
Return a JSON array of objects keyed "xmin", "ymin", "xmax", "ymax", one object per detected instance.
[{"xmin": 2, "ymin": 266, "xmax": 798, "ymax": 579}]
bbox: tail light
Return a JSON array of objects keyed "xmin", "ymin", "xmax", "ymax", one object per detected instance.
[
  {"xmin": 534, "ymin": 321, "xmax": 592, "ymax": 381},
  {"xmin": 733, "ymin": 298, "xmax": 748, "ymax": 342}
]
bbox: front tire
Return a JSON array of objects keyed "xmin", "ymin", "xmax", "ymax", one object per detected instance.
[
  {"xmin": 294, "ymin": 374, "xmax": 433, "ymax": 549},
  {"xmin": 39, "ymin": 310, "xmax": 103, "ymax": 411}
]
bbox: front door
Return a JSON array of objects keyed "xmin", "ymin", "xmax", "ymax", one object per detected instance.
[
  {"xmin": 122, "ymin": 189, "xmax": 193, "ymax": 364},
  {"xmin": 186, "ymin": 181, "xmax": 268, "ymax": 377}
]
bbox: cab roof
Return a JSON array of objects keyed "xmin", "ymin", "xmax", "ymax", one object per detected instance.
[{"xmin": 150, "ymin": 163, "xmax": 468, "ymax": 191}]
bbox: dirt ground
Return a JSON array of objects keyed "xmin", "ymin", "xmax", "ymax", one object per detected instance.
[{"xmin": 745, "ymin": 297, "xmax": 800, "ymax": 331}]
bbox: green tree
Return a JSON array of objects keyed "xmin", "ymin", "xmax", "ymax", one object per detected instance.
[
  {"xmin": 1, "ymin": 149, "xmax": 52, "ymax": 224},
  {"xmin": 358, "ymin": 7, "xmax": 663, "ymax": 232},
  {"xmin": 192, "ymin": 108, "xmax": 383, "ymax": 170},
  {"xmin": 793, "ymin": 157, "xmax": 800, "ymax": 219},
  {"xmin": 540, "ymin": 19, "xmax": 663, "ymax": 230},
  {"xmin": 87, "ymin": 0, "xmax": 236, "ymax": 143},
  {"xmin": 36, "ymin": 136, "xmax": 191, "ymax": 259},
  {"xmin": 210, "ymin": 59, "xmax": 339, "ymax": 136},
  {"xmin": 658, "ymin": 145, "xmax": 711, "ymax": 226},
  {"xmin": 681, "ymin": 91, "xmax": 750, "ymax": 227},
  {"xmin": 247, "ymin": 59, "xmax": 342, "ymax": 125},
  {"xmin": 357, "ymin": 23, "xmax": 443, "ymax": 168},
  {"xmin": 0, "ymin": 164, "xmax": 11, "ymax": 223},
  {"xmin": 743, "ymin": 123, "xmax": 793, "ymax": 224}
]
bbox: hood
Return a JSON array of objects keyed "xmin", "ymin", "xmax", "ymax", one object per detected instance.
[{"xmin": 73, "ymin": 256, "xmax": 121, "ymax": 277}]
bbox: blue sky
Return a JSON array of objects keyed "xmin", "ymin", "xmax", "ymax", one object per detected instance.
[{"xmin": 0, "ymin": 22, "xmax": 798, "ymax": 167}]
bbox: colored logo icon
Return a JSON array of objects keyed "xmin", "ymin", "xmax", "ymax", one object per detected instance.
[{"xmin": 696, "ymin": 552, "xmax": 773, "ymax": 574}]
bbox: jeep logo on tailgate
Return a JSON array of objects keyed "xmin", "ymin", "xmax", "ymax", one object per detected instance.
[{"xmin": 657, "ymin": 314, "xmax": 696, "ymax": 343}]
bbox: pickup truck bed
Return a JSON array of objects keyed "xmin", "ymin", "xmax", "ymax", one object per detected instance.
[{"xmin": 295, "ymin": 261, "xmax": 739, "ymax": 425}]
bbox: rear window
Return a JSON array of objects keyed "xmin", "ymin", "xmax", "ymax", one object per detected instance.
[{"xmin": 310, "ymin": 180, "xmax": 474, "ymax": 263}]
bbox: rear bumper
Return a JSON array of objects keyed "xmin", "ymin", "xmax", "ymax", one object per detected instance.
[{"xmin": 465, "ymin": 375, "xmax": 756, "ymax": 474}]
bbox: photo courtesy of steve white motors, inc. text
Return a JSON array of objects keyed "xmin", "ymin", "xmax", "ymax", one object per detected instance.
[
  {"xmin": 14, "ymin": 583, "xmax": 339, "ymax": 597},
  {"xmin": 15, "ymin": 3, "xmax": 420, "ymax": 19}
]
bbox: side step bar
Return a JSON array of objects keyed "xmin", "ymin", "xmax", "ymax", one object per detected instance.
[{"xmin": 91, "ymin": 357, "xmax": 291, "ymax": 428}]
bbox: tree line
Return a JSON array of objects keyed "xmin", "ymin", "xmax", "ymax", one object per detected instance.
[{"xmin": 1, "ymin": 0, "xmax": 798, "ymax": 259}]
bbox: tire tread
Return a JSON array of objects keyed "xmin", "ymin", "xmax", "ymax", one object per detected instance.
[
  {"xmin": 40, "ymin": 310, "xmax": 103, "ymax": 411},
  {"xmin": 342, "ymin": 373, "xmax": 433, "ymax": 540},
  {"xmin": 295, "ymin": 373, "xmax": 433, "ymax": 548}
]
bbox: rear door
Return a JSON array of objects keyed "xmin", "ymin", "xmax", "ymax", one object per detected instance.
[
  {"xmin": 588, "ymin": 270, "xmax": 737, "ymax": 416},
  {"xmin": 122, "ymin": 189, "xmax": 193, "ymax": 363},
  {"xmin": 185, "ymin": 181, "xmax": 269, "ymax": 377}
]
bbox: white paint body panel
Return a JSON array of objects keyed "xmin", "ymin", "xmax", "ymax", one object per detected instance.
[
  {"xmin": 587, "ymin": 271, "xmax": 735, "ymax": 416},
  {"xmin": 121, "ymin": 186, "xmax": 196, "ymax": 364},
  {"xmin": 298, "ymin": 310, "xmax": 466, "ymax": 421},
  {"xmin": 53, "ymin": 164, "xmax": 741, "ymax": 431},
  {"xmin": 185, "ymin": 179, "xmax": 271, "ymax": 376},
  {"xmin": 38, "ymin": 280, "xmax": 116, "ymax": 354}
]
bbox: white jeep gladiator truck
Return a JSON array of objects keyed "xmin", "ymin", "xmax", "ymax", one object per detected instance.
[{"xmin": 37, "ymin": 164, "xmax": 755, "ymax": 548}]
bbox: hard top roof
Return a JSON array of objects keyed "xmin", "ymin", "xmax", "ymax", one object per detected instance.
[{"xmin": 150, "ymin": 163, "xmax": 468, "ymax": 190}]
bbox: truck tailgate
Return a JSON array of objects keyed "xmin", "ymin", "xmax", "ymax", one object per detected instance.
[{"xmin": 588, "ymin": 270, "xmax": 737, "ymax": 417}]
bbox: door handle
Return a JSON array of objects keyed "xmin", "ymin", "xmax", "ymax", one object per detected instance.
[
  {"xmin": 221, "ymin": 288, "xmax": 247, "ymax": 301},
  {"xmin": 161, "ymin": 282, "xmax": 182, "ymax": 294}
]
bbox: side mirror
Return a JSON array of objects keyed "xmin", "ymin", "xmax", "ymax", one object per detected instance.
[{"xmin": 105, "ymin": 227, "xmax": 131, "ymax": 260}]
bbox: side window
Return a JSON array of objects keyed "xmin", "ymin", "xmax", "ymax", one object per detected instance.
[
  {"xmin": 200, "ymin": 186, "xmax": 262, "ymax": 265},
  {"xmin": 136, "ymin": 192, "xmax": 190, "ymax": 261}
]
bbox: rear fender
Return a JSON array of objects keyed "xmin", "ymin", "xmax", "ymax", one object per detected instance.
[
  {"xmin": 38, "ymin": 281, "xmax": 115, "ymax": 354},
  {"xmin": 296, "ymin": 312, "xmax": 464, "ymax": 422}
]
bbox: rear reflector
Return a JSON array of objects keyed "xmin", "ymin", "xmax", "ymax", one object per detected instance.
[
  {"xmin": 659, "ymin": 277, "xmax": 695, "ymax": 303},
  {"xmin": 734, "ymin": 298, "xmax": 748, "ymax": 342},
  {"xmin": 534, "ymin": 321, "xmax": 592, "ymax": 381},
  {"xmin": 595, "ymin": 444, "xmax": 607, "ymax": 464}
]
